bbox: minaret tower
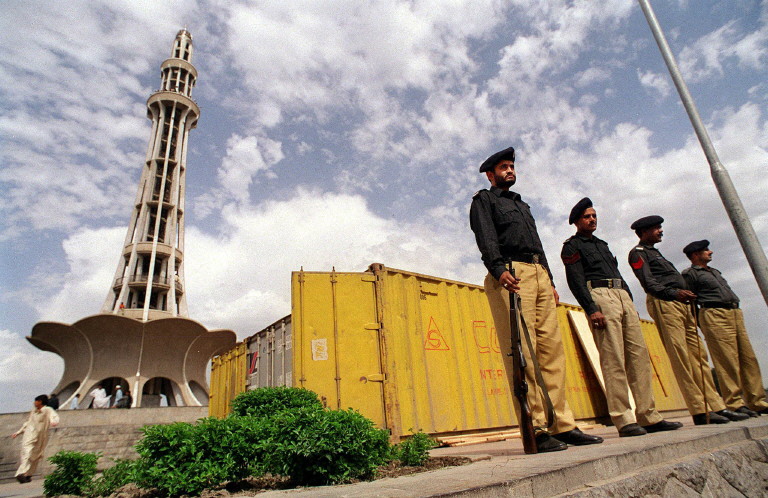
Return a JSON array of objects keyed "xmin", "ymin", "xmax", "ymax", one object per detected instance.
[
  {"xmin": 30, "ymin": 30, "xmax": 235, "ymax": 409},
  {"xmin": 103, "ymin": 29, "xmax": 199, "ymax": 321}
]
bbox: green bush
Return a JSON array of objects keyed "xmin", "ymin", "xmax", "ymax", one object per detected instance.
[
  {"xmin": 89, "ymin": 459, "xmax": 137, "ymax": 497},
  {"xmin": 133, "ymin": 417, "xmax": 266, "ymax": 496},
  {"xmin": 44, "ymin": 450, "xmax": 99, "ymax": 496},
  {"xmin": 230, "ymin": 386, "xmax": 322, "ymax": 418},
  {"xmin": 255, "ymin": 406, "xmax": 391, "ymax": 485},
  {"xmin": 394, "ymin": 432, "xmax": 437, "ymax": 466}
]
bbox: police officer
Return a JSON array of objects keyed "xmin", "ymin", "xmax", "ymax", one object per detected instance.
[
  {"xmin": 682, "ymin": 240, "xmax": 768, "ymax": 416},
  {"xmin": 562, "ymin": 198, "xmax": 680, "ymax": 436},
  {"xmin": 470, "ymin": 147, "xmax": 602, "ymax": 452},
  {"xmin": 628, "ymin": 217, "xmax": 747, "ymax": 425}
]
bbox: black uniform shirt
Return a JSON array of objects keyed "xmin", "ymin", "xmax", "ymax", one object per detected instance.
[
  {"xmin": 627, "ymin": 243, "xmax": 686, "ymax": 301},
  {"xmin": 469, "ymin": 187, "xmax": 553, "ymax": 282},
  {"xmin": 682, "ymin": 265, "xmax": 740, "ymax": 305},
  {"xmin": 561, "ymin": 234, "xmax": 630, "ymax": 315}
]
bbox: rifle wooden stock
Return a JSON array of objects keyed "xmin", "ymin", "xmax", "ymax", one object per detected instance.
[{"xmin": 508, "ymin": 268, "xmax": 537, "ymax": 454}]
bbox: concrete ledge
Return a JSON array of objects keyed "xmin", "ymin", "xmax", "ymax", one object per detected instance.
[{"xmin": 254, "ymin": 416, "xmax": 768, "ymax": 497}]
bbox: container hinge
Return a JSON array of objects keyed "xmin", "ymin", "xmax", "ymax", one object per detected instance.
[{"xmin": 364, "ymin": 323, "xmax": 381, "ymax": 330}]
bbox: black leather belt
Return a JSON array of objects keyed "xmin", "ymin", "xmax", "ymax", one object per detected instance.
[
  {"xmin": 699, "ymin": 301, "xmax": 739, "ymax": 309},
  {"xmin": 588, "ymin": 279, "xmax": 628, "ymax": 291},
  {"xmin": 507, "ymin": 253, "xmax": 543, "ymax": 264}
]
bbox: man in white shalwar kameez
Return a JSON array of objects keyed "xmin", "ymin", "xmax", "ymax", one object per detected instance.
[
  {"xmin": 11, "ymin": 395, "xmax": 60, "ymax": 483},
  {"xmin": 90, "ymin": 384, "xmax": 110, "ymax": 409}
]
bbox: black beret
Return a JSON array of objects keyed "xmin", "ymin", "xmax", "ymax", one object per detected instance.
[
  {"xmin": 630, "ymin": 215, "xmax": 664, "ymax": 231},
  {"xmin": 569, "ymin": 197, "xmax": 593, "ymax": 225},
  {"xmin": 683, "ymin": 239, "xmax": 709, "ymax": 256},
  {"xmin": 479, "ymin": 147, "xmax": 515, "ymax": 173}
]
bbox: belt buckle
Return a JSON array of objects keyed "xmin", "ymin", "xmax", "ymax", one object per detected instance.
[
  {"xmin": 607, "ymin": 280, "xmax": 614, "ymax": 289},
  {"xmin": 531, "ymin": 254, "xmax": 540, "ymax": 264}
]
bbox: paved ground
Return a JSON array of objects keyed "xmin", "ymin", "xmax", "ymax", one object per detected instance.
[{"xmin": 2, "ymin": 414, "xmax": 767, "ymax": 497}]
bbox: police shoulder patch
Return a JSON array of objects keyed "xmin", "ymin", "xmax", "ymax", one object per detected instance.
[
  {"xmin": 562, "ymin": 252, "xmax": 581, "ymax": 265},
  {"xmin": 472, "ymin": 189, "xmax": 486, "ymax": 199}
]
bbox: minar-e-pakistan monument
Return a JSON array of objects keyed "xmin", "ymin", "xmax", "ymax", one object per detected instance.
[{"xmin": 27, "ymin": 30, "xmax": 236, "ymax": 408}]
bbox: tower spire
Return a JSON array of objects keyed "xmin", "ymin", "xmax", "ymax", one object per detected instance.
[{"xmin": 103, "ymin": 29, "xmax": 200, "ymax": 321}]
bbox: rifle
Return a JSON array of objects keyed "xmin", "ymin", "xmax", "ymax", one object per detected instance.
[{"xmin": 507, "ymin": 266, "xmax": 537, "ymax": 454}]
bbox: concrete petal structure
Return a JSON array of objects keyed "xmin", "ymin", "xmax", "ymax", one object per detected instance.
[{"xmin": 27, "ymin": 30, "xmax": 236, "ymax": 408}]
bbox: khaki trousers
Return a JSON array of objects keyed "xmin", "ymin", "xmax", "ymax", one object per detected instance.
[
  {"xmin": 484, "ymin": 262, "xmax": 576, "ymax": 434},
  {"xmin": 590, "ymin": 288, "xmax": 662, "ymax": 429},
  {"xmin": 646, "ymin": 296, "xmax": 725, "ymax": 414},
  {"xmin": 699, "ymin": 308, "xmax": 768, "ymax": 411}
]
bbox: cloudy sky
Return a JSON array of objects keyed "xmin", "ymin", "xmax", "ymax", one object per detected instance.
[{"xmin": 1, "ymin": 1, "xmax": 767, "ymax": 413}]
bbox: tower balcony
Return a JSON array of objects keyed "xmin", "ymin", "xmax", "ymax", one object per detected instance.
[
  {"xmin": 113, "ymin": 275, "xmax": 184, "ymax": 295},
  {"xmin": 161, "ymin": 58, "xmax": 198, "ymax": 80},
  {"xmin": 147, "ymin": 92, "xmax": 199, "ymax": 123},
  {"xmin": 124, "ymin": 243, "xmax": 183, "ymax": 262}
]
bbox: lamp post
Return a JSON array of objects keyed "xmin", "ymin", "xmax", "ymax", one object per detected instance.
[{"xmin": 638, "ymin": 0, "xmax": 768, "ymax": 308}]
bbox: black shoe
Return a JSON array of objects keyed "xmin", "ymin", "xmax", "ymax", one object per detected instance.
[
  {"xmin": 755, "ymin": 407, "xmax": 768, "ymax": 416},
  {"xmin": 643, "ymin": 420, "xmax": 683, "ymax": 433},
  {"xmin": 15, "ymin": 475, "xmax": 25, "ymax": 484},
  {"xmin": 692, "ymin": 412, "xmax": 730, "ymax": 425},
  {"xmin": 535, "ymin": 432, "xmax": 568, "ymax": 452},
  {"xmin": 734, "ymin": 407, "xmax": 758, "ymax": 418},
  {"xmin": 23, "ymin": 476, "xmax": 31, "ymax": 483},
  {"xmin": 552, "ymin": 427, "xmax": 604, "ymax": 446},
  {"xmin": 618, "ymin": 423, "xmax": 647, "ymax": 437}
]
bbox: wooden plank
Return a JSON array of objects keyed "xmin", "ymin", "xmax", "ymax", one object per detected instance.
[{"xmin": 567, "ymin": 308, "xmax": 636, "ymax": 411}]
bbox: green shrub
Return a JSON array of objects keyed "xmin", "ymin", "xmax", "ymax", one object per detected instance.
[
  {"xmin": 89, "ymin": 459, "xmax": 137, "ymax": 497},
  {"xmin": 44, "ymin": 450, "xmax": 99, "ymax": 497},
  {"xmin": 230, "ymin": 386, "xmax": 322, "ymax": 418},
  {"xmin": 394, "ymin": 432, "xmax": 437, "ymax": 466},
  {"xmin": 133, "ymin": 417, "xmax": 266, "ymax": 496},
  {"xmin": 255, "ymin": 406, "xmax": 391, "ymax": 486}
]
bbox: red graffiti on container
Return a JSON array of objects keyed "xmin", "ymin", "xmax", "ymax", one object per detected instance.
[{"xmin": 424, "ymin": 317, "xmax": 450, "ymax": 351}]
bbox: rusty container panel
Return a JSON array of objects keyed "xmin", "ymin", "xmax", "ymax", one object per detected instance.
[
  {"xmin": 246, "ymin": 316, "xmax": 292, "ymax": 390},
  {"xmin": 212, "ymin": 263, "xmax": 687, "ymax": 435},
  {"xmin": 369, "ymin": 265, "xmax": 517, "ymax": 439},
  {"xmin": 208, "ymin": 342, "xmax": 247, "ymax": 418},
  {"xmin": 291, "ymin": 269, "xmax": 387, "ymax": 428}
]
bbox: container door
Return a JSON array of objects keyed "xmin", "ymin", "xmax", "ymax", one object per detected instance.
[{"xmin": 292, "ymin": 270, "xmax": 387, "ymax": 428}]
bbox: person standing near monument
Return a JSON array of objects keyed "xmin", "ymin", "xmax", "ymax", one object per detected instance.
[
  {"xmin": 112, "ymin": 385, "xmax": 123, "ymax": 408},
  {"xmin": 470, "ymin": 147, "xmax": 603, "ymax": 452},
  {"xmin": 682, "ymin": 240, "xmax": 768, "ymax": 416},
  {"xmin": 90, "ymin": 384, "xmax": 109, "ymax": 409},
  {"xmin": 628, "ymin": 217, "xmax": 748, "ymax": 425},
  {"xmin": 10, "ymin": 394, "xmax": 60, "ymax": 483},
  {"xmin": 561, "ymin": 198, "xmax": 681, "ymax": 436}
]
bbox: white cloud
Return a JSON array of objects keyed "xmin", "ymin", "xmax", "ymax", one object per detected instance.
[
  {"xmin": 679, "ymin": 16, "xmax": 768, "ymax": 82},
  {"xmin": 183, "ymin": 187, "xmax": 480, "ymax": 337},
  {"xmin": 637, "ymin": 69, "xmax": 671, "ymax": 98},
  {"xmin": 217, "ymin": 134, "xmax": 284, "ymax": 203},
  {"xmin": 0, "ymin": 329, "xmax": 63, "ymax": 413},
  {"xmin": 574, "ymin": 67, "xmax": 612, "ymax": 88},
  {"xmin": 23, "ymin": 227, "xmax": 125, "ymax": 322}
]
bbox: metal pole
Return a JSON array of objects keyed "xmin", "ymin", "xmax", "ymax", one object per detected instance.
[{"xmin": 637, "ymin": 0, "xmax": 768, "ymax": 308}]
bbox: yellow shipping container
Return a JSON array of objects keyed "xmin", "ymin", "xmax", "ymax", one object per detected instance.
[{"xmin": 211, "ymin": 263, "xmax": 687, "ymax": 439}]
